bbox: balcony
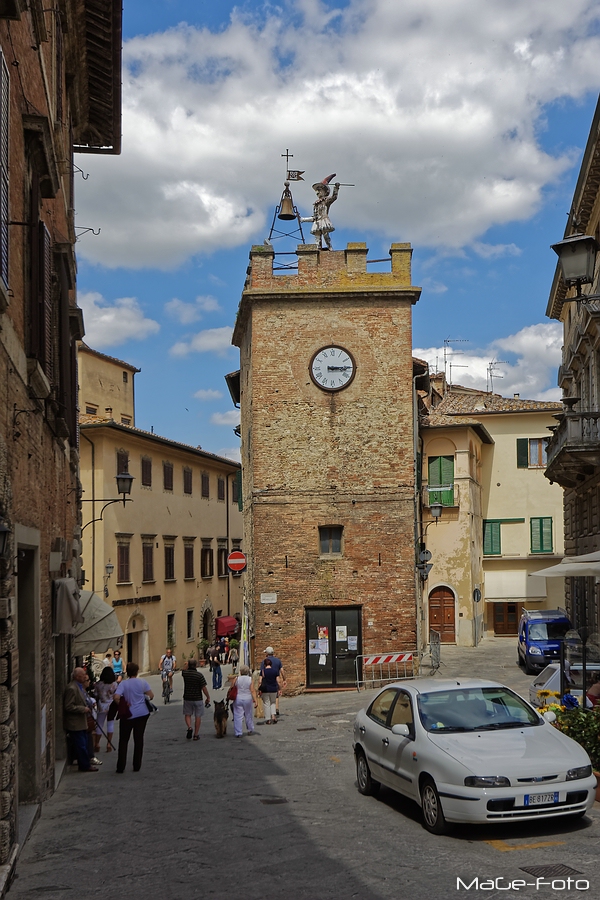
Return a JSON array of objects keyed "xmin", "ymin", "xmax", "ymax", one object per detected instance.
[
  {"xmin": 422, "ymin": 484, "xmax": 459, "ymax": 508},
  {"xmin": 545, "ymin": 410, "xmax": 600, "ymax": 488}
]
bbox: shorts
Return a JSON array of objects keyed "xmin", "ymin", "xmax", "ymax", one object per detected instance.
[{"xmin": 183, "ymin": 700, "xmax": 204, "ymax": 717}]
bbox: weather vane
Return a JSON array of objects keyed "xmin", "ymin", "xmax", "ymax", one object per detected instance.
[{"xmin": 267, "ymin": 151, "xmax": 354, "ymax": 251}]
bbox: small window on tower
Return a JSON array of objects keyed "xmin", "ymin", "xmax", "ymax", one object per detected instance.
[
  {"xmin": 123, "ymin": 371, "xmax": 128, "ymax": 383},
  {"xmin": 319, "ymin": 526, "xmax": 343, "ymax": 556}
]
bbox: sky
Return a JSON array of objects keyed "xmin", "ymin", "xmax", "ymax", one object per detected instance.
[{"xmin": 74, "ymin": 0, "xmax": 600, "ymax": 460}]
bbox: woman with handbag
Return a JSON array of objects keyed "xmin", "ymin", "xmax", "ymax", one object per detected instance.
[
  {"xmin": 231, "ymin": 665, "xmax": 258, "ymax": 738},
  {"xmin": 94, "ymin": 666, "xmax": 118, "ymax": 753},
  {"xmin": 113, "ymin": 662, "xmax": 154, "ymax": 773}
]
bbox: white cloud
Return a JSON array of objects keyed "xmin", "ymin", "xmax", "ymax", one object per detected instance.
[
  {"xmin": 194, "ymin": 388, "xmax": 223, "ymax": 400},
  {"xmin": 471, "ymin": 241, "xmax": 522, "ymax": 259},
  {"xmin": 414, "ymin": 322, "xmax": 563, "ymax": 399},
  {"xmin": 74, "ymin": 1, "xmax": 600, "ymax": 269},
  {"xmin": 170, "ymin": 326, "xmax": 233, "ymax": 357},
  {"xmin": 78, "ymin": 291, "xmax": 160, "ymax": 347},
  {"xmin": 165, "ymin": 294, "xmax": 221, "ymax": 324},
  {"xmin": 211, "ymin": 410, "xmax": 241, "ymax": 426}
]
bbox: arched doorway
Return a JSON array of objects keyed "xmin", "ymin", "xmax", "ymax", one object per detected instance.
[
  {"xmin": 202, "ymin": 609, "xmax": 212, "ymax": 641},
  {"xmin": 428, "ymin": 586, "xmax": 456, "ymax": 642}
]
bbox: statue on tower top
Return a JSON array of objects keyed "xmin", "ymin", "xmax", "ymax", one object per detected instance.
[{"xmin": 301, "ymin": 174, "xmax": 340, "ymax": 250}]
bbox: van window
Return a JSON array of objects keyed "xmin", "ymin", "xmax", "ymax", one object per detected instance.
[{"xmin": 528, "ymin": 622, "xmax": 570, "ymax": 641}]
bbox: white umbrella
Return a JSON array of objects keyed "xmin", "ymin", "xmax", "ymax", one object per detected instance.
[
  {"xmin": 529, "ymin": 561, "xmax": 600, "ymax": 578},
  {"xmin": 72, "ymin": 590, "xmax": 124, "ymax": 655}
]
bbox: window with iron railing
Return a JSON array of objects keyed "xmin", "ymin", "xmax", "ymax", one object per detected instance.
[{"xmin": 427, "ymin": 455, "xmax": 455, "ymax": 505}]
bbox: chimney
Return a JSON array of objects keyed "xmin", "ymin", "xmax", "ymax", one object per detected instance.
[{"xmin": 513, "ymin": 393, "xmax": 520, "ymax": 399}]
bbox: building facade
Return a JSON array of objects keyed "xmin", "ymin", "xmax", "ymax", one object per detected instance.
[
  {"xmin": 78, "ymin": 346, "xmax": 244, "ymax": 672},
  {"xmin": 232, "ymin": 242, "xmax": 421, "ymax": 691},
  {"xmin": 0, "ymin": 0, "xmax": 121, "ymax": 874},
  {"xmin": 421, "ymin": 378, "xmax": 565, "ymax": 644},
  {"xmin": 545, "ymin": 95, "xmax": 600, "ymax": 634}
]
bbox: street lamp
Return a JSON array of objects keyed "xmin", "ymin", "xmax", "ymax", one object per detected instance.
[
  {"xmin": 81, "ymin": 473, "xmax": 135, "ymax": 533},
  {"xmin": 104, "ymin": 561, "xmax": 114, "ymax": 597},
  {"xmin": 551, "ymin": 233, "xmax": 599, "ymax": 300}
]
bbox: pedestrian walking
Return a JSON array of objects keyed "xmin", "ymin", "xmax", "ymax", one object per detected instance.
[
  {"xmin": 181, "ymin": 659, "xmax": 211, "ymax": 740},
  {"xmin": 112, "ymin": 649, "xmax": 124, "ymax": 682},
  {"xmin": 63, "ymin": 668, "xmax": 98, "ymax": 772},
  {"xmin": 212, "ymin": 655, "xmax": 222, "ymax": 690},
  {"xmin": 259, "ymin": 658, "xmax": 282, "ymax": 725},
  {"xmin": 260, "ymin": 646, "xmax": 287, "ymax": 717},
  {"xmin": 114, "ymin": 662, "xmax": 154, "ymax": 773},
  {"xmin": 231, "ymin": 665, "xmax": 258, "ymax": 738},
  {"xmin": 94, "ymin": 666, "xmax": 117, "ymax": 753},
  {"xmin": 229, "ymin": 645, "xmax": 239, "ymax": 674}
]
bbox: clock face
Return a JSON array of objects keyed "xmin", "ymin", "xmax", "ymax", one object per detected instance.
[{"xmin": 309, "ymin": 346, "xmax": 356, "ymax": 391}]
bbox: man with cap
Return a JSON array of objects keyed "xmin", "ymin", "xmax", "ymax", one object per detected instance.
[{"xmin": 259, "ymin": 647, "xmax": 286, "ymax": 717}]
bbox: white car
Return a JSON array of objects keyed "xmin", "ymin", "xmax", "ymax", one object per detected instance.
[{"xmin": 353, "ymin": 678, "xmax": 596, "ymax": 834}]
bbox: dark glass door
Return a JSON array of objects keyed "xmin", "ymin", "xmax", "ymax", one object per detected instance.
[{"xmin": 306, "ymin": 607, "xmax": 362, "ymax": 687}]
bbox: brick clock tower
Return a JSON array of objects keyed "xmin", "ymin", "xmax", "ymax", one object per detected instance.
[{"xmin": 232, "ymin": 241, "xmax": 421, "ymax": 691}]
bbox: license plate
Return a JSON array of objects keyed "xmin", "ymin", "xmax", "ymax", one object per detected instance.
[{"xmin": 524, "ymin": 792, "xmax": 559, "ymax": 806}]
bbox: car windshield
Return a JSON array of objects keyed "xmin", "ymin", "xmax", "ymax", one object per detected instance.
[
  {"xmin": 417, "ymin": 687, "xmax": 541, "ymax": 733},
  {"xmin": 529, "ymin": 622, "xmax": 570, "ymax": 641}
]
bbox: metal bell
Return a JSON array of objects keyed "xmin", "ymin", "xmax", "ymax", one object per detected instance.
[{"xmin": 277, "ymin": 184, "xmax": 296, "ymax": 221}]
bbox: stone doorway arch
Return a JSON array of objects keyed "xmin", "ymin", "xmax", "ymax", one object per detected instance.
[{"xmin": 125, "ymin": 610, "xmax": 149, "ymax": 673}]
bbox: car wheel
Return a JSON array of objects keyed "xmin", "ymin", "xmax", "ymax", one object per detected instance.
[
  {"xmin": 524, "ymin": 659, "xmax": 537, "ymax": 675},
  {"xmin": 420, "ymin": 777, "xmax": 447, "ymax": 835},
  {"xmin": 356, "ymin": 749, "xmax": 380, "ymax": 796}
]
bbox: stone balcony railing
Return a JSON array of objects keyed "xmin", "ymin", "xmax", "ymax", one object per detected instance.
[{"xmin": 545, "ymin": 410, "xmax": 600, "ymax": 488}]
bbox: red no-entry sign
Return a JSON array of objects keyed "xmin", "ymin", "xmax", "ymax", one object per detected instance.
[{"xmin": 227, "ymin": 551, "xmax": 247, "ymax": 572}]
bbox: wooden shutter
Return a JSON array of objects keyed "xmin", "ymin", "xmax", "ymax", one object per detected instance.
[
  {"xmin": 483, "ymin": 521, "xmax": 501, "ymax": 555},
  {"xmin": 516, "ymin": 438, "xmax": 529, "ymax": 468},
  {"xmin": 218, "ymin": 477, "xmax": 225, "ymax": 501},
  {"xmin": 183, "ymin": 467, "xmax": 192, "ymax": 494},
  {"xmin": 201, "ymin": 473, "xmax": 209, "ymax": 498},
  {"xmin": 163, "ymin": 462, "xmax": 173, "ymax": 491},
  {"xmin": 184, "ymin": 544, "xmax": 194, "ymax": 579},
  {"xmin": 141, "ymin": 457, "xmax": 152, "ymax": 486},
  {"xmin": 428, "ymin": 455, "xmax": 454, "ymax": 505},
  {"xmin": 531, "ymin": 517, "xmax": 552, "ymax": 553},
  {"xmin": 116, "ymin": 450, "xmax": 128, "ymax": 474},
  {"xmin": 40, "ymin": 223, "xmax": 53, "ymax": 381},
  {"xmin": 142, "ymin": 543, "xmax": 154, "ymax": 582},
  {"xmin": 164, "ymin": 545, "xmax": 175, "ymax": 580},
  {"xmin": 117, "ymin": 544, "xmax": 130, "ymax": 583},
  {"xmin": 233, "ymin": 469, "xmax": 242, "ymax": 510}
]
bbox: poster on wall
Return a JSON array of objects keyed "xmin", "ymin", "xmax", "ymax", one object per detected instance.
[
  {"xmin": 309, "ymin": 639, "xmax": 329, "ymax": 654},
  {"xmin": 348, "ymin": 636, "xmax": 358, "ymax": 651},
  {"xmin": 318, "ymin": 654, "xmax": 327, "ymax": 665},
  {"xmin": 336, "ymin": 625, "xmax": 348, "ymax": 641},
  {"xmin": 317, "ymin": 625, "xmax": 329, "ymax": 640}
]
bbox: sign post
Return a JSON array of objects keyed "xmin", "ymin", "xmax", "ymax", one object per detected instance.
[{"xmin": 227, "ymin": 551, "xmax": 247, "ymax": 573}]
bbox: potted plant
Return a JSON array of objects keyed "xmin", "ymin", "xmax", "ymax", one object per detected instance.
[
  {"xmin": 198, "ymin": 639, "xmax": 210, "ymax": 666},
  {"xmin": 537, "ymin": 690, "xmax": 600, "ymax": 800}
]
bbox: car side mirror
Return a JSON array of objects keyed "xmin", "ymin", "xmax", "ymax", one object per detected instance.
[
  {"xmin": 543, "ymin": 710, "xmax": 557, "ymax": 723},
  {"xmin": 391, "ymin": 723, "xmax": 410, "ymax": 737}
]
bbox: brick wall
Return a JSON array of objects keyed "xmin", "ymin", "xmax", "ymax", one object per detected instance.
[{"xmin": 234, "ymin": 243, "xmax": 421, "ymax": 691}]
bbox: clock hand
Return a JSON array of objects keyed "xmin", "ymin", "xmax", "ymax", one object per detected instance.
[{"xmin": 327, "ymin": 366, "xmax": 351, "ymax": 371}]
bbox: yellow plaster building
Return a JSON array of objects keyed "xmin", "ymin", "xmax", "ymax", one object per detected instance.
[
  {"xmin": 78, "ymin": 345, "xmax": 243, "ymax": 672},
  {"xmin": 420, "ymin": 377, "xmax": 565, "ymax": 645}
]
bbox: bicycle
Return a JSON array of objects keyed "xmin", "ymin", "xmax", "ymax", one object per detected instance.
[{"xmin": 161, "ymin": 671, "xmax": 171, "ymax": 704}]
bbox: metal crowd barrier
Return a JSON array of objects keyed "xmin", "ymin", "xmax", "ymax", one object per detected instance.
[{"xmin": 355, "ymin": 650, "xmax": 417, "ymax": 691}]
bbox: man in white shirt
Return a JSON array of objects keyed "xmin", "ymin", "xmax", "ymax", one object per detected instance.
[{"xmin": 159, "ymin": 648, "xmax": 177, "ymax": 692}]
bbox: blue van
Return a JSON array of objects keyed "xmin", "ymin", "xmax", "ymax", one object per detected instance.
[{"xmin": 517, "ymin": 608, "xmax": 572, "ymax": 674}]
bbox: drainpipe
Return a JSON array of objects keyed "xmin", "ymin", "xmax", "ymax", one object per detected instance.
[
  {"xmin": 413, "ymin": 373, "xmax": 423, "ymax": 654},
  {"xmin": 226, "ymin": 471, "xmax": 231, "ymax": 616},
  {"xmin": 80, "ymin": 430, "xmax": 96, "ymax": 593}
]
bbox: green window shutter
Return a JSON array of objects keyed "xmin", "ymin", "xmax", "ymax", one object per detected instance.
[
  {"xmin": 483, "ymin": 520, "xmax": 501, "ymax": 555},
  {"xmin": 428, "ymin": 455, "xmax": 454, "ymax": 505},
  {"xmin": 531, "ymin": 517, "xmax": 552, "ymax": 553},
  {"xmin": 516, "ymin": 438, "xmax": 529, "ymax": 468},
  {"xmin": 236, "ymin": 468, "xmax": 243, "ymax": 511}
]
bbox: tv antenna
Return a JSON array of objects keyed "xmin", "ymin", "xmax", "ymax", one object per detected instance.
[
  {"xmin": 487, "ymin": 359, "xmax": 508, "ymax": 393},
  {"xmin": 448, "ymin": 362, "xmax": 468, "ymax": 385},
  {"xmin": 443, "ymin": 338, "xmax": 469, "ymax": 379}
]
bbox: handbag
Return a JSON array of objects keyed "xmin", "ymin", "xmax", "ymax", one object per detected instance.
[
  {"xmin": 226, "ymin": 678, "xmax": 238, "ymax": 703},
  {"xmin": 145, "ymin": 698, "xmax": 158, "ymax": 715},
  {"xmin": 116, "ymin": 695, "xmax": 131, "ymax": 720}
]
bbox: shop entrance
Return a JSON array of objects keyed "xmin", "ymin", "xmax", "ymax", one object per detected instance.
[
  {"xmin": 305, "ymin": 607, "xmax": 361, "ymax": 687},
  {"xmin": 493, "ymin": 602, "xmax": 521, "ymax": 635}
]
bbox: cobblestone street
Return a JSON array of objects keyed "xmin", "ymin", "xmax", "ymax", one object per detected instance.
[{"xmin": 7, "ymin": 645, "xmax": 599, "ymax": 900}]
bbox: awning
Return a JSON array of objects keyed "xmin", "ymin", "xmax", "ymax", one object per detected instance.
[
  {"xmin": 529, "ymin": 561, "xmax": 600, "ymax": 578},
  {"xmin": 215, "ymin": 615, "xmax": 240, "ymax": 637},
  {"xmin": 72, "ymin": 590, "xmax": 124, "ymax": 655},
  {"xmin": 484, "ymin": 569, "xmax": 547, "ymax": 601},
  {"xmin": 54, "ymin": 577, "xmax": 84, "ymax": 634}
]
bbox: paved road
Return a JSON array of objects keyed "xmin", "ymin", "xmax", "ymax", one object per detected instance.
[{"xmin": 7, "ymin": 643, "xmax": 599, "ymax": 899}]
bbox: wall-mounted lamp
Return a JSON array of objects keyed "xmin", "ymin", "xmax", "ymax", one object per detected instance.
[
  {"xmin": 551, "ymin": 233, "xmax": 599, "ymax": 300},
  {"xmin": 81, "ymin": 473, "xmax": 135, "ymax": 533},
  {"xmin": 104, "ymin": 561, "xmax": 114, "ymax": 597},
  {"xmin": 429, "ymin": 501, "xmax": 443, "ymax": 520},
  {"xmin": 0, "ymin": 520, "xmax": 11, "ymax": 559}
]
